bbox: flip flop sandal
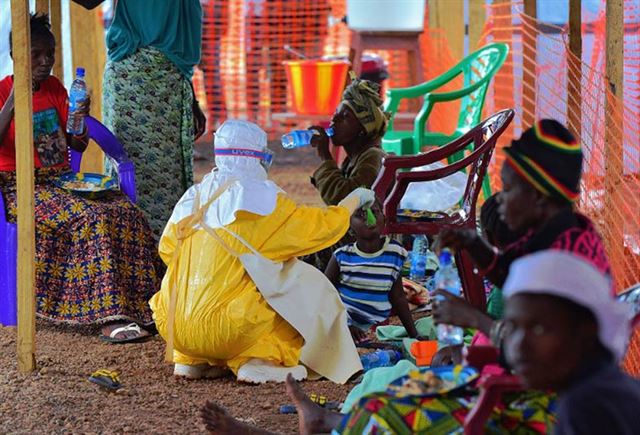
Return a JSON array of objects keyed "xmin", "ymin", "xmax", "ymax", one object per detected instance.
[
  {"xmin": 141, "ymin": 322, "xmax": 158, "ymax": 335},
  {"xmin": 100, "ymin": 323, "xmax": 151, "ymax": 344},
  {"xmin": 279, "ymin": 395, "xmax": 341, "ymax": 414},
  {"xmin": 357, "ymin": 340, "xmax": 400, "ymax": 351},
  {"xmin": 88, "ymin": 369, "xmax": 121, "ymax": 391}
]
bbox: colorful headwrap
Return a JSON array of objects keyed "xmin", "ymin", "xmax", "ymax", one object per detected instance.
[
  {"xmin": 341, "ymin": 71, "xmax": 391, "ymax": 139},
  {"xmin": 503, "ymin": 120, "xmax": 583, "ymax": 203}
]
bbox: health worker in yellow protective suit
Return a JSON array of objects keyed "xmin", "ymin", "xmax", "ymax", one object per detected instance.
[{"xmin": 150, "ymin": 120, "xmax": 373, "ymax": 383}]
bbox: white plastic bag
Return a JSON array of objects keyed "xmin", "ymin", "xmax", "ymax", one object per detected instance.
[{"xmin": 399, "ymin": 162, "xmax": 467, "ymax": 211}]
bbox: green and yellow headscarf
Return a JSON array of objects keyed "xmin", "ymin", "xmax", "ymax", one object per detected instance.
[{"xmin": 341, "ymin": 71, "xmax": 391, "ymax": 139}]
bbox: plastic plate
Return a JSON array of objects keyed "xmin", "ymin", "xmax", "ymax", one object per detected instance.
[
  {"xmin": 386, "ymin": 365, "xmax": 479, "ymax": 398},
  {"xmin": 56, "ymin": 172, "xmax": 117, "ymax": 199}
]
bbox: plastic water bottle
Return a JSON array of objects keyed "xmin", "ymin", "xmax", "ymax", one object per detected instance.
[
  {"xmin": 434, "ymin": 250, "xmax": 464, "ymax": 345},
  {"xmin": 281, "ymin": 127, "xmax": 334, "ymax": 149},
  {"xmin": 409, "ymin": 234, "xmax": 429, "ymax": 283},
  {"xmin": 360, "ymin": 349, "xmax": 402, "ymax": 372},
  {"xmin": 66, "ymin": 67, "xmax": 87, "ymax": 135}
]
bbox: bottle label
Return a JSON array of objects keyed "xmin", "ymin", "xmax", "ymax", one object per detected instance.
[{"xmin": 69, "ymin": 94, "xmax": 85, "ymax": 112}]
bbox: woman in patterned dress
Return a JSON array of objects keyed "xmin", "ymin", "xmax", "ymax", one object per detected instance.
[
  {"xmin": 0, "ymin": 13, "xmax": 161, "ymax": 341},
  {"xmin": 74, "ymin": 0, "xmax": 207, "ymax": 239}
]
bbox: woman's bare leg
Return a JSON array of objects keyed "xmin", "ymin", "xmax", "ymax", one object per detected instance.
[
  {"xmin": 200, "ymin": 374, "xmax": 345, "ymax": 435},
  {"xmin": 285, "ymin": 374, "xmax": 344, "ymax": 435},
  {"xmin": 200, "ymin": 401, "xmax": 275, "ymax": 435}
]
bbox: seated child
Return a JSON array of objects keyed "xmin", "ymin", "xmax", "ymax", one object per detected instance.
[{"xmin": 325, "ymin": 200, "xmax": 419, "ymax": 343}]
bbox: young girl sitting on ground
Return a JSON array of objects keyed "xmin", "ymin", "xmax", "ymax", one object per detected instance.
[{"xmin": 324, "ymin": 200, "xmax": 420, "ymax": 343}]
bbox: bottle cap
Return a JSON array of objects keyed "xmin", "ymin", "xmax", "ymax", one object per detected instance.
[
  {"xmin": 439, "ymin": 250, "xmax": 452, "ymax": 265},
  {"xmin": 76, "ymin": 67, "xmax": 85, "ymax": 77}
]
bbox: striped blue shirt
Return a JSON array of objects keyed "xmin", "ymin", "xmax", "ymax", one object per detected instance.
[{"xmin": 334, "ymin": 238, "xmax": 408, "ymax": 330}]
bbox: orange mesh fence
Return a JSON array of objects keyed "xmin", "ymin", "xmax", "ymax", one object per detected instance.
[
  {"xmin": 201, "ymin": 1, "xmax": 331, "ymax": 134},
  {"xmin": 200, "ymin": 0, "xmax": 460, "ymax": 135},
  {"xmin": 474, "ymin": 1, "xmax": 640, "ymax": 375},
  {"xmin": 199, "ymin": 1, "xmax": 640, "ymax": 373}
]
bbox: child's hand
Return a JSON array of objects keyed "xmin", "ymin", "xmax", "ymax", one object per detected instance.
[{"xmin": 348, "ymin": 326, "xmax": 367, "ymax": 344}]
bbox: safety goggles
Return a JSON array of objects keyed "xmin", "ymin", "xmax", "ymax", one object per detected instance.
[{"xmin": 215, "ymin": 147, "xmax": 274, "ymax": 170}]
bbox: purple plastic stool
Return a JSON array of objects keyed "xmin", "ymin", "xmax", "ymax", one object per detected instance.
[
  {"xmin": 0, "ymin": 116, "xmax": 137, "ymax": 326},
  {"xmin": 0, "ymin": 193, "xmax": 17, "ymax": 326}
]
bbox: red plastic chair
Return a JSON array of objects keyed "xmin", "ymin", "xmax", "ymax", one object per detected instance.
[
  {"xmin": 372, "ymin": 109, "xmax": 514, "ymax": 310},
  {"xmin": 462, "ymin": 283, "xmax": 640, "ymax": 435}
]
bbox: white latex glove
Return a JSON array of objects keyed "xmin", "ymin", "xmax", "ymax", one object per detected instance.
[{"xmin": 338, "ymin": 187, "xmax": 376, "ymax": 214}]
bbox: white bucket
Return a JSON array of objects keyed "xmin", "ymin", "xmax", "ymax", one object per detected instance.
[{"xmin": 346, "ymin": 0, "xmax": 426, "ymax": 32}]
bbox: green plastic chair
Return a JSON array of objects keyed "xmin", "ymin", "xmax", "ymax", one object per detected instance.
[{"xmin": 382, "ymin": 43, "xmax": 509, "ymax": 199}]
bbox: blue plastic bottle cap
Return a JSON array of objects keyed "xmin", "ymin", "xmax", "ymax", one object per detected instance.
[
  {"xmin": 325, "ymin": 127, "xmax": 334, "ymax": 137},
  {"xmin": 439, "ymin": 251, "xmax": 452, "ymax": 265},
  {"xmin": 76, "ymin": 67, "xmax": 85, "ymax": 77}
]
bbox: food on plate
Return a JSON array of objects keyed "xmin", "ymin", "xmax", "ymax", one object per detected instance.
[
  {"xmin": 61, "ymin": 180, "xmax": 101, "ymax": 191},
  {"xmin": 388, "ymin": 370, "xmax": 454, "ymax": 397}
]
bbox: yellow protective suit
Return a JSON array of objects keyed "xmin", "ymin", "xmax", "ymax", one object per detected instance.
[{"xmin": 149, "ymin": 193, "xmax": 350, "ymax": 374}]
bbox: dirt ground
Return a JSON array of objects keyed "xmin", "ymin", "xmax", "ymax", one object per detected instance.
[{"xmin": 0, "ymin": 141, "xmax": 351, "ymax": 435}]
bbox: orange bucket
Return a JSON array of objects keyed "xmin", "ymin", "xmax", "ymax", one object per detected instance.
[
  {"xmin": 283, "ymin": 60, "xmax": 350, "ymax": 115},
  {"xmin": 410, "ymin": 340, "xmax": 439, "ymax": 366}
]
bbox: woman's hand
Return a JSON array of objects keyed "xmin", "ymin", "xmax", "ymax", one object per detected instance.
[
  {"xmin": 432, "ymin": 290, "xmax": 494, "ymax": 335},
  {"xmin": 5, "ymin": 86, "xmax": 15, "ymax": 111},
  {"xmin": 309, "ymin": 125, "xmax": 333, "ymax": 161},
  {"xmin": 74, "ymin": 94, "xmax": 91, "ymax": 118},
  {"xmin": 0, "ymin": 86, "xmax": 16, "ymax": 142},
  {"xmin": 431, "ymin": 345, "xmax": 463, "ymax": 367},
  {"xmin": 193, "ymin": 100, "xmax": 206, "ymax": 140},
  {"xmin": 433, "ymin": 228, "xmax": 478, "ymax": 254}
]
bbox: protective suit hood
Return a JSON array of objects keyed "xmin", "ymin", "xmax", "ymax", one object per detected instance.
[{"xmin": 168, "ymin": 120, "xmax": 282, "ymax": 228}]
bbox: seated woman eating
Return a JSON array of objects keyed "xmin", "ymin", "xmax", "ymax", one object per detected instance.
[
  {"xmin": 0, "ymin": 13, "xmax": 162, "ymax": 341},
  {"xmin": 201, "ymin": 250, "xmax": 640, "ymax": 434},
  {"xmin": 433, "ymin": 119, "xmax": 611, "ymax": 349},
  {"xmin": 304, "ymin": 73, "xmax": 390, "ymax": 271},
  {"xmin": 432, "ymin": 192, "xmax": 523, "ymax": 366}
]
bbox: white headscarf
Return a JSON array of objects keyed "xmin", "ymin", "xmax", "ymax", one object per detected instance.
[
  {"xmin": 168, "ymin": 120, "xmax": 282, "ymax": 228},
  {"xmin": 503, "ymin": 250, "xmax": 632, "ymax": 361}
]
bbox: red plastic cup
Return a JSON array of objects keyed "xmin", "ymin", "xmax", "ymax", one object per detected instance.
[{"xmin": 410, "ymin": 340, "xmax": 439, "ymax": 366}]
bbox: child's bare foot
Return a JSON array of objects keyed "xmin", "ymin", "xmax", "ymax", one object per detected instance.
[
  {"xmin": 200, "ymin": 401, "xmax": 273, "ymax": 435},
  {"xmin": 285, "ymin": 374, "xmax": 343, "ymax": 435}
]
